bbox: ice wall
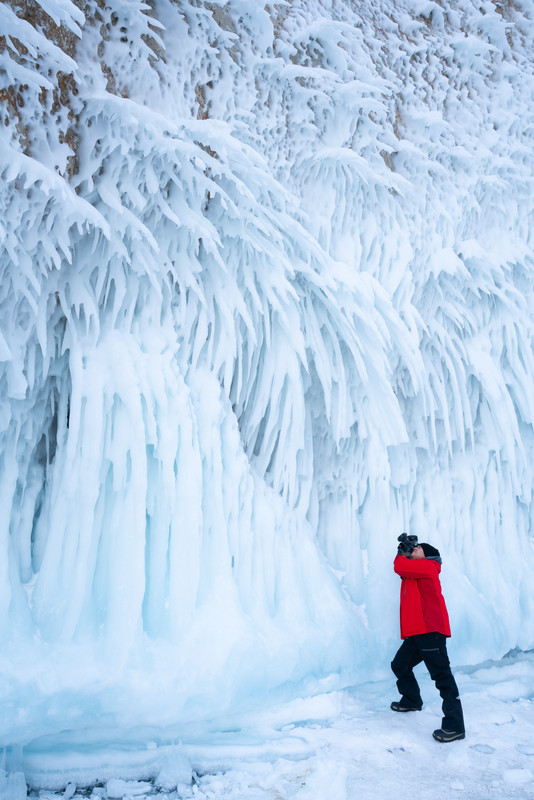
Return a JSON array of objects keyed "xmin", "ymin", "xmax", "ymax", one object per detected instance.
[{"xmin": 1, "ymin": 0, "xmax": 534, "ymax": 759}]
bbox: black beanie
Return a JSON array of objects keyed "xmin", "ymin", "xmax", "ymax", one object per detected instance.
[{"xmin": 420, "ymin": 543, "xmax": 441, "ymax": 561}]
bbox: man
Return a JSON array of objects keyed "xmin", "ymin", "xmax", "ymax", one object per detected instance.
[{"xmin": 391, "ymin": 538, "xmax": 465, "ymax": 742}]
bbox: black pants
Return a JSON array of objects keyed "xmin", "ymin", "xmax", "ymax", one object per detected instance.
[{"xmin": 391, "ymin": 632, "xmax": 464, "ymax": 733}]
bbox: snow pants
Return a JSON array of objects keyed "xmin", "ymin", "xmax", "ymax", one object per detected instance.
[{"xmin": 391, "ymin": 632, "xmax": 465, "ymax": 733}]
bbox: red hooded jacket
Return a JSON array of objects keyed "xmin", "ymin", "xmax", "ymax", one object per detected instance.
[{"xmin": 394, "ymin": 555, "xmax": 451, "ymax": 639}]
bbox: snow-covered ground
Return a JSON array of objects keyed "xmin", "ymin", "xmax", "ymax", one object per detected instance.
[{"xmin": 10, "ymin": 649, "xmax": 533, "ymax": 800}]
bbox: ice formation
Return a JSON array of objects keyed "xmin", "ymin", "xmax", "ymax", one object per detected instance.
[{"xmin": 0, "ymin": 0, "xmax": 533, "ymax": 785}]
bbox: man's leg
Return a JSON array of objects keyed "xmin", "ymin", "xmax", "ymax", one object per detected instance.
[
  {"xmin": 391, "ymin": 637, "xmax": 423, "ymax": 709},
  {"xmin": 420, "ymin": 633, "xmax": 464, "ymax": 733}
]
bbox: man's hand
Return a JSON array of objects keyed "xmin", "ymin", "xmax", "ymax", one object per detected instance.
[{"xmin": 411, "ymin": 545, "xmax": 425, "ymax": 560}]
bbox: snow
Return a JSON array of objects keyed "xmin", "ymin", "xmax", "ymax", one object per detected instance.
[
  {"xmin": 2, "ymin": 649, "xmax": 532, "ymax": 799},
  {"xmin": 1, "ymin": 0, "xmax": 534, "ymax": 795}
]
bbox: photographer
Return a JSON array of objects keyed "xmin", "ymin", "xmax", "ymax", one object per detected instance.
[{"xmin": 391, "ymin": 533, "xmax": 465, "ymax": 743}]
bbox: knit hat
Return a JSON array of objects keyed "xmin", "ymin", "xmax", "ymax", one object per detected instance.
[{"xmin": 420, "ymin": 543, "xmax": 442, "ymax": 563}]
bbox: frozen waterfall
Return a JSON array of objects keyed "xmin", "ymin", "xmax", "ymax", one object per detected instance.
[{"xmin": 0, "ymin": 0, "xmax": 534, "ymax": 780}]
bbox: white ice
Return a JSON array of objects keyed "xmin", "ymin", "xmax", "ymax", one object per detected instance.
[
  {"xmin": 3, "ymin": 650, "xmax": 533, "ymax": 799},
  {"xmin": 0, "ymin": 0, "xmax": 534, "ymax": 795}
]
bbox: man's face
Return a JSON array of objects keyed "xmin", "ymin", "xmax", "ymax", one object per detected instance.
[{"xmin": 411, "ymin": 545, "xmax": 425, "ymax": 559}]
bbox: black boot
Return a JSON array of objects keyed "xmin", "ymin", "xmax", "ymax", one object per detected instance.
[
  {"xmin": 433, "ymin": 728, "xmax": 465, "ymax": 742},
  {"xmin": 390, "ymin": 700, "xmax": 423, "ymax": 712}
]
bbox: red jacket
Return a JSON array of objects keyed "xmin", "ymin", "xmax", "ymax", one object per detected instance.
[{"xmin": 394, "ymin": 555, "xmax": 451, "ymax": 639}]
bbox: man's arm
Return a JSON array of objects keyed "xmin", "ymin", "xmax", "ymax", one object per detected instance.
[{"xmin": 394, "ymin": 555, "xmax": 439, "ymax": 579}]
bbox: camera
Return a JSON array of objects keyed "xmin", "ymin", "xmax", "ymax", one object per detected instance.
[{"xmin": 397, "ymin": 532, "xmax": 418, "ymax": 555}]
